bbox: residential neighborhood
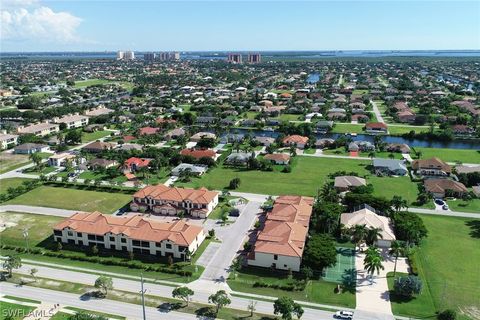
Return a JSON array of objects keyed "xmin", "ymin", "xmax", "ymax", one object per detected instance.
[{"xmin": 0, "ymin": 6, "xmax": 479, "ymax": 319}]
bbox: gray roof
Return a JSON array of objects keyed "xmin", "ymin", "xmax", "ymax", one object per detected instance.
[
  {"xmin": 171, "ymin": 163, "xmax": 208, "ymax": 175},
  {"xmin": 373, "ymin": 158, "xmax": 407, "ymax": 172}
]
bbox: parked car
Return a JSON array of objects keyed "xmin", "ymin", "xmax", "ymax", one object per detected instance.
[
  {"xmin": 434, "ymin": 199, "xmax": 445, "ymax": 206},
  {"xmin": 229, "ymin": 208, "xmax": 240, "ymax": 217},
  {"xmin": 442, "ymin": 204, "xmax": 449, "ymax": 210},
  {"xmin": 335, "ymin": 311, "xmax": 354, "ymax": 319}
]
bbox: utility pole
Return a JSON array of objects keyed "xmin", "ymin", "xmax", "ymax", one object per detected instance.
[{"xmin": 140, "ymin": 273, "xmax": 146, "ymax": 320}]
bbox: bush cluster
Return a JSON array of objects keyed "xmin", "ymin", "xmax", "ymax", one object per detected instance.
[
  {"xmin": 0, "ymin": 245, "xmax": 192, "ymax": 277},
  {"xmin": 253, "ymin": 280, "xmax": 306, "ymax": 291}
]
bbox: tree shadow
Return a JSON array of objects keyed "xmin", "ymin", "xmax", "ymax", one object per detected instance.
[
  {"xmin": 341, "ymin": 268, "xmax": 357, "ymax": 294},
  {"xmin": 195, "ymin": 306, "xmax": 216, "ymax": 319},
  {"xmin": 466, "ymin": 220, "xmax": 480, "ymax": 239}
]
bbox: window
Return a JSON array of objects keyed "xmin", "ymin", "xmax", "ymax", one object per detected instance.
[
  {"xmin": 166, "ymin": 243, "xmax": 172, "ymax": 249},
  {"xmin": 273, "ymin": 254, "xmax": 278, "ymax": 260},
  {"xmin": 121, "ymin": 238, "xmax": 127, "ymax": 243},
  {"xmin": 77, "ymin": 232, "xmax": 83, "ymax": 237},
  {"xmin": 53, "ymin": 230, "xmax": 62, "ymax": 236},
  {"xmin": 88, "ymin": 234, "xmax": 96, "ymax": 240},
  {"xmin": 132, "ymin": 240, "xmax": 141, "ymax": 247},
  {"xmin": 110, "ymin": 236, "xmax": 115, "ymax": 242},
  {"xmin": 67, "ymin": 231, "xmax": 74, "ymax": 236}
]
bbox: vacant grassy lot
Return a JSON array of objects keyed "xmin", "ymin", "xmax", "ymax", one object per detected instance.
[
  {"xmin": 81, "ymin": 130, "xmax": 112, "ymax": 143},
  {"xmin": 331, "ymin": 123, "xmax": 365, "ymax": 134},
  {"xmin": 5, "ymin": 186, "xmax": 131, "ymax": 213},
  {"xmin": 0, "ymin": 153, "xmax": 30, "ymax": 174},
  {"xmin": 0, "ymin": 178, "xmax": 31, "ymax": 194},
  {"xmin": 0, "ymin": 301, "xmax": 36, "ymax": 320},
  {"xmin": 446, "ymin": 197, "xmax": 480, "ymax": 214},
  {"xmin": 412, "ymin": 215, "xmax": 480, "ymax": 319},
  {"xmin": 368, "ymin": 176, "xmax": 420, "ymax": 205},
  {"xmin": 177, "ymin": 156, "xmax": 372, "ymax": 196},
  {"xmin": 412, "ymin": 147, "xmax": 480, "ymax": 164},
  {"xmin": 0, "ymin": 211, "xmax": 63, "ymax": 247},
  {"xmin": 227, "ymin": 267, "xmax": 355, "ymax": 308}
]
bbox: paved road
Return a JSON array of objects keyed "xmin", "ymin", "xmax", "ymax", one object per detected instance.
[
  {"xmin": 370, "ymin": 100, "xmax": 385, "ymax": 124},
  {"xmin": 0, "ymin": 282, "xmax": 195, "ymax": 320},
  {"xmin": 10, "ymin": 261, "xmax": 338, "ymax": 320},
  {"xmin": 0, "ymin": 205, "xmax": 77, "ymax": 217},
  {"xmin": 407, "ymin": 207, "xmax": 479, "ymax": 218}
]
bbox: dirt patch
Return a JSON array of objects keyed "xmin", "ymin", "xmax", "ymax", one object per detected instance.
[
  {"xmin": 0, "ymin": 212, "xmax": 24, "ymax": 232},
  {"xmin": 460, "ymin": 306, "xmax": 480, "ymax": 320}
]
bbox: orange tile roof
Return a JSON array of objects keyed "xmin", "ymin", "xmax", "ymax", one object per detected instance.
[
  {"xmin": 264, "ymin": 153, "xmax": 290, "ymax": 162},
  {"xmin": 180, "ymin": 148, "xmax": 216, "ymax": 159},
  {"xmin": 283, "ymin": 135, "xmax": 309, "ymax": 145},
  {"xmin": 252, "ymin": 195, "xmax": 314, "ymax": 257},
  {"xmin": 133, "ymin": 185, "xmax": 219, "ymax": 205},
  {"xmin": 54, "ymin": 211, "xmax": 203, "ymax": 246}
]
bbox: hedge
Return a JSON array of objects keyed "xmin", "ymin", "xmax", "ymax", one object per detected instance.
[
  {"xmin": 0, "ymin": 245, "xmax": 193, "ymax": 277},
  {"xmin": 253, "ymin": 280, "xmax": 306, "ymax": 292}
]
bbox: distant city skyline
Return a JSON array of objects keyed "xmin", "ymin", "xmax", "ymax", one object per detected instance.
[{"xmin": 1, "ymin": 0, "xmax": 479, "ymax": 52}]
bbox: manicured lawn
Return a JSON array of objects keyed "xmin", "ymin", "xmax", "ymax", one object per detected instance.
[
  {"xmin": 5, "ymin": 186, "xmax": 132, "ymax": 213},
  {"xmin": 413, "ymin": 215, "xmax": 480, "ymax": 318},
  {"xmin": 387, "ymin": 125, "xmax": 432, "ymax": 135},
  {"xmin": 0, "ymin": 301, "xmax": 36, "ymax": 320},
  {"xmin": 446, "ymin": 197, "xmax": 480, "ymax": 213},
  {"xmin": 368, "ymin": 176, "xmax": 420, "ymax": 205},
  {"xmin": 352, "ymin": 89, "xmax": 369, "ymax": 95},
  {"xmin": 387, "ymin": 272, "xmax": 437, "ymax": 318},
  {"xmin": 81, "ymin": 130, "xmax": 112, "ymax": 143},
  {"xmin": 412, "ymin": 147, "xmax": 480, "ymax": 164},
  {"xmin": 62, "ymin": 307, "xmax": 125, "ymax": 320},
  {"xmin": 0, "ymin": 211, "xmax": 63, "ymax": 247},
  {"xmin": 227, "ymin": 267, "xmax": 356, "ymax": 308},
  {"xmin": 0, "ymin": 178, "xmax": 30, "ymax": 194},
  {"xmin": 0, "ymin": 158, "xmax": 30, "ymax": 174},
  {"xmin": 278, "ymin": 113, "xmax": 302, "ymax": 122},
  {"xmin": 73, "ymin": 79, "xmax": 112, "ymax": 87},
  {"xmin": 331, "ymin": 123, "xmax": 365, "ymax": 134},
  {"xmin": 176, "ymin": 156, "xmax": 373, "ymax": 196}
]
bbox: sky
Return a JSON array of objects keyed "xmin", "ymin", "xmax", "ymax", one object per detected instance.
[{"xmin": 1, "ymin": 0, "xmax": 479, "ymax": 52}]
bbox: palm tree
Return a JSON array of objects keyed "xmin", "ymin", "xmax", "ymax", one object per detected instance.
[
  {"xmin": 365, "ymin": 227, "xmax": 384, "ymax": 246},
  {"xmin": 350, "ymin": 224, "xmax": 368, "ymax": 250},
  {"xmin": 391, "ymin": 195, "xmax": 408, "ymax": 213},
  {"xmin": 29, "ymin": 152, "xmax": 42, "ymax": 169},
  {"xmin": 363, "ymin": 246, "xmax": 384, "ymax": 284},
  {"xmin": 368, "ymin": 151, "xmax": 376, "ymax": 159},
  {"xmin": 389, "ymin": 240, "xmax": 405, "ymax": 277}
]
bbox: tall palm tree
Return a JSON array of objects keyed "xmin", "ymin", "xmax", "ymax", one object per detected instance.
[
  {"xmin": 363, "ymin": 246, "xmax": 384, "ymax": 284},
  {"xmin": 389, "ymin": 240, "xmax": 405, "ymax": 277},
  {"xmin": 350, "ymin": 224, "xmax": 368, "ymax": 250},
  {"xmin": 365, "ymin": 227, "xmax": 384, "ymax": 246},
  {"xmin": 368, "ymin": 151, "xmax": 376, "ymax": 159}
]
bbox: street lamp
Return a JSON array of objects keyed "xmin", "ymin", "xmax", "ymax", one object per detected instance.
[
  {"xmin": 22, "ymin": 228, "xmax": 29, "ymax": 252},
  {"xmin": 140, "ymin": 273, "xmax": 146, "ymax": 320}
]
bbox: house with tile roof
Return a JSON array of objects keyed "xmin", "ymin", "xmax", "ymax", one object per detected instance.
[
  {"xmin": 424, "ymin": 179, "xmax": 468, "ymax": 198},
  {"xmin": 247, "ymin": 195, "xmax": 314, "ymax": 272},
  {"xmin": 412, "ymin": 157, "xmax": 451, "ymax": 176},
  {"xmin": 53, "ymin": 211, "xmax": 205, "ymax": 259},
  {"xmin": 282, "ymin": 135, "xmax": 309, "ymax": 149},
  {"xmin": 131, "ymin": 185, "xmax": 219, "ymax": 218}
]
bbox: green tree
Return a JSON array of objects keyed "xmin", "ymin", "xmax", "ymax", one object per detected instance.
[
  {"xmin": 365, "ymin": 227, "xmax": 383, "ymax": 246},
  {"xmin": 229, "ymin": 177, "xmax": 241, "ymax": 189},
  {"xmin": 29, "ymin": 152, "xmax": 42, "ymax": 168},
  {"xmin": 394, "ymin": 275, "xmax": 422, "ymax": 297},
  {"xmin": 3, "ymin": 255, "xmax": 22, "ymax": 277},
  {"xmin": 30, "ymin": 268, "xmax": 38, "ymax": 282},
  {"xmin": 94, "ymin": 276, "xmax": 113, "ymax": 297},
  {"xmin": 389, "ymin": 240, "xmax": 405, "ymax": 277},
  {"xmin": 438, "ymin": 309, "xmax": 457, "ymax": 320},
  {"xmin": 391, "ymin": 195, "xmax": 408, "ymax": 213},
  {"xmin": 303, "ymin": 234, "xmax": 337, "ymax": 271},
  {"xmin": 349, "ymin": 224, "xmax": 368, "ymax": 249},
  {"xmin": 172, "ymin": 286, "xmax": 194, "ymax": 306},
  {"xmin": 273, "ymin": 296, "xmax": 304, "ymax": 320},
  {"xmin": 247, "ymin": 301, "xmax": 257, "ymax": 317},
  {"xmin": 208, "ymin": 290, "xmax": 231, "ymax": 315},
  {"xmin": 230, "ymin": 256, "xmax": 243, "ymax": 279},
  {"xmin": 363, "ymin": 246, "xmax": 384, "ymax": 283},
  {"xmin": 68, "ymin": 313, "xmax": 108, "ymax": 320}
]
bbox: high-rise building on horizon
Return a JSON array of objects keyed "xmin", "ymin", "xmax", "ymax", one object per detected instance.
[
  {"xmin": 144, "ymin": 52, "xmax": 156, "ymax": 61},
  {"xmin": 228, "ymin": 53, "xmax": 242, "ymax": 64},
  {"xmin": 117, "ymin": 50, "xmax": 135, "ymax": 60},
  {"xmin": 116, "ymin": 51, "xmax": 125, "ymax": 60},
  {"xmin": 248, "ymin": 53, "xmax": 261, "ymax": 63}
]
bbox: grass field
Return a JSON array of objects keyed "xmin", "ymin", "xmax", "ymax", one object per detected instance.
[
  {"xmin": 0, "ymin": 211, "xmax": 63, "ymax": 247},
  {"xmin": 227, "ymin": 267, "xmax": 356, "ymax": 308},
  {"xmin": 412, "ymin": 215, "xmax": 480, "ymax": 319},
  {"xmin": 0, "ymin": 154, "xmax": 30, "ymax": 174},
  {"xmin": 0, "ymin": 301, "xmax": 36, "ymax": 320},
  {"xmin": 5, "ymin": 186, "xmax": 132, "ymax": 213},
  {"xmin": 0, "ymin": 178, "xmax": 31, "ymax": 194},
  {"xmin": 81, "ymin": 130, "xmax": 113, "ymax": 143},
  {"xmin": 331, "ymin": 123, "xmax": 365, "ymax": 134},
  {"xmin": 412, "ymin": 147, "xmax": 480, "ymax": 164},
  {"xmin": 176, "ymin": 156, "xmax": 373, "ymax": 196},
  {"xmin": 446, "ymin": 197, "xmax": 480, "ymax": 214}
]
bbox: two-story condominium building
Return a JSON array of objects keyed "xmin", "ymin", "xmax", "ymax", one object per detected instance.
[
  {"xmin": 131, "ymin": 185, "xmax": 219, "ymax": 218},
  {"xmin": 53, "ymin": 211, "xmax": 205, "ymax": 260},
  {"xmin": 53, "ymin": 114, "xmax": 89, "ymax": 129},
  {"xmin": 248, "ymin": 195, "xmax": 314, "ymax": 272},
  {"xmin": 0, "ymin": 133, "xmax": 18, "ymax": 150},
  {"xmin": 412, "ymin": 157, "xmax": 451, "ymax": 176},
  {"xmin": 17, "ymin": 121, "xmax": 60, "ymax": 137}
]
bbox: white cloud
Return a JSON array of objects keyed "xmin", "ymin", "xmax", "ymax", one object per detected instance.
[{"xmin": 1, "ymin": 2, "xmax": 83, "ymax": 43}]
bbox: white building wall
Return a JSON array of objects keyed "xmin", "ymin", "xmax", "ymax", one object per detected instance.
[{"xmin": 248, "ymin": 252, "xmax": 301, "ymax": 272}]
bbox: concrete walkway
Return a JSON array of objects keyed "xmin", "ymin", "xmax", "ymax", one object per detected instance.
[
  {"xmin": 407, "ymin": 207, "xmax": 479, "ymax": 218},
  {"xmin": 370, "ymin": 100, "xmax": 385, "ymax": 124},
  {"xmin": 0, "ymin": 205, "xmax": 77, "ymax": 217},
  {"xmin": 354, "ymin": 249, "xmax": 409, "ymax": 320}
]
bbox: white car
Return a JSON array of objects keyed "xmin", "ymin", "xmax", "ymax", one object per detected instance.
[{"xmin": 335, "ymin": 310, "xmax": 354, "ymax": 319}]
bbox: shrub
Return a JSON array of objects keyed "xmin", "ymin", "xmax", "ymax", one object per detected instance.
[
  {"xmin": 438, "ymin": 310, "xmax": 456, "ymax": 320},
  {"xmin": 394, "ymin": 275, "xmax": 422, "ymax": 297}
]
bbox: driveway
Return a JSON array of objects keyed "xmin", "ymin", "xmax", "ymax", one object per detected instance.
[
  {"xmin": 370, "ymin": 100, "xmax": 385, "ymax": 123},
  {"xmin": 0, "ymin": 205, "xmax": 77, "ymax": 217}
]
